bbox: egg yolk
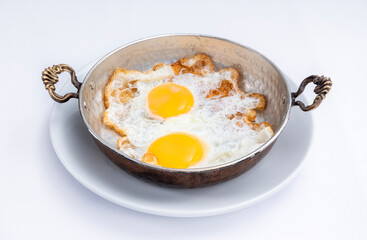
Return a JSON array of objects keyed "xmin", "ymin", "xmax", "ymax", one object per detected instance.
[
  {"xmin": 148, "ymin": 83, "xmax": 194, "ymax": 118},
  {"xmin": 146, "ymin": 133, "xmax": 204, "ymax": 169}
]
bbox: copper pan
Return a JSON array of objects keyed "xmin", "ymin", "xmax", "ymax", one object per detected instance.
[{"xmin": 42, "ymin": 34, "xmax": 332, "ymax": 188}]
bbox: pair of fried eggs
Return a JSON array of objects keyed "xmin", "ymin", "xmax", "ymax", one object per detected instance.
[{"xmin": 103, "ymin": 58, "xmax": 273, "ymax": 169}]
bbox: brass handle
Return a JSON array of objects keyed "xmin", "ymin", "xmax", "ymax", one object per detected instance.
[
  {"xmin": 292, "ymin": 75, "xmax": 332, "ymax": 111},
  {"xmin": 42, "ymin": 64, "xmax": 81, "ymax": 103}
]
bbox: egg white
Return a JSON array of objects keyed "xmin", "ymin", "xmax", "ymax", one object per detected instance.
[{"xmin": 102, "ymin": 71, "xmax": 273, "ymax": 168}]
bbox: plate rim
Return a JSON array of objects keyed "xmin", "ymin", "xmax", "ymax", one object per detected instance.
[{"xmin": 48, "ymin": 63, "xmax": 310, "ymax": 217}]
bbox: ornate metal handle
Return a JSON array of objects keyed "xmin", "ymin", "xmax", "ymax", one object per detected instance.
[
  {"xmin": 42, "ymin": 64, "xmax": 81, "ymax": 103},
  {"xmin": 292, "ymin": 75, "xmax": 332, "ymax": 111}
]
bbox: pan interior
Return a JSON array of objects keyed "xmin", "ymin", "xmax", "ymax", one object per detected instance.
[{"xmin": 80, "ymin": 35, "xmax": 291, "ymax": 164}]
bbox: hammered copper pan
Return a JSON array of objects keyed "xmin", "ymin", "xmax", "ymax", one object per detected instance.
[{"xmin": 42, "ymin": 34, "xmax": 332, "ymax": 188}]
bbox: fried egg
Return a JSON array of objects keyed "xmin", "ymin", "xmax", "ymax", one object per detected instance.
[{"xmin": 103, "ymin": 54, "xmax": 274, "ymax": 169}]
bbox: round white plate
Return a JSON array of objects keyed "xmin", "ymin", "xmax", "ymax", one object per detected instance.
[{"xmin": 49, "ymin": 62, "xmax": 313, "ymax": 217}]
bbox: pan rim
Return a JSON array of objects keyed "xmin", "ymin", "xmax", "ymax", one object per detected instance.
[{"xmin": 78, "ymin": 33, "xmax": 292, "ymax": 173}]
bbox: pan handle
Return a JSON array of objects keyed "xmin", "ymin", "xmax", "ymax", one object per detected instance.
[
  {"xmin": 41, "ymin": 64, "xmax": 81, "ymax": 103},
  {"xmin": 291, "ymin": 75, "xmax": 332, "ymax": 111}
]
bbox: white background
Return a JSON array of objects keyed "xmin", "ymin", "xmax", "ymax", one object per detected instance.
[{"xmin": 1, "ymin": 0, "xmax": 366, "ymax": 239}]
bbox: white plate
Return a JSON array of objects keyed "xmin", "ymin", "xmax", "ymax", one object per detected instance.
[{"xmin": 49, "ymin": 62, "xmax": 313, "ymax": 217}]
